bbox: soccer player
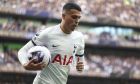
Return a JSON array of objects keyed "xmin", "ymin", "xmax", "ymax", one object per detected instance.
[{"xmin": 18, "ymin": 2, "xmax": 85, "ymax": 84}]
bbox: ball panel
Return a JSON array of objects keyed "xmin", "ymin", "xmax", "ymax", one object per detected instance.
[{"xmin": 27, "ymin": 46, "xmax": 51, "ymax": 65}]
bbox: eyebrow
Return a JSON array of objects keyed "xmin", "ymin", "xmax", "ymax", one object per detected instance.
[{"xmin": 72, "ymin": 15, "xmax": 81, "ymax": 18}]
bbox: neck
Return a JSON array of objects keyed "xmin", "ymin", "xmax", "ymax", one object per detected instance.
[{"xmin": 60, "ymin": 23, "xmax": 71, "ymax": 34}]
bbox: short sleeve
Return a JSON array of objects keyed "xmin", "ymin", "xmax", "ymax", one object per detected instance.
[
  {"xmin": 75, "ymin": 34, "xmax": 85, "ymax": 57},
  {"xmin": 31, "ymin": 29, "xmax": 47, "ymax": 46}
]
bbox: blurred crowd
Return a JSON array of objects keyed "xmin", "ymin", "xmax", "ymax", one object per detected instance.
[
  {"xmin": 0, "ymin": 0, "xmax": 140, "ymax": 26},
  {"xmin": 84, "ymin": 27, "xmax": 140, "ymax": 48},
  {"xmin": 1, "ymin": 47, "xmax": 140, "ymax": 79},
  {"xmin": 70, "ymin": 54, "xmax": 140, "ymax": 79},
  {"xmin": 0, "ymin": 48, "xmax": 27, "ymax": 72},
  {"xmin": 1, "ymin": 17, "xmax": 140, "ymax": 48},
  {"xmin": 0, "ymin": 17, "xmax": 42, "ymax": 39},
  {"xmin": 0, "ymin": 0, "xmax": 140, "ymax": 79}
]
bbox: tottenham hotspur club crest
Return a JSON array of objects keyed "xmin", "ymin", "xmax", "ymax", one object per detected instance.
[{"xmin": 73, "ymin": 44, "xmax": 77, "ymax": 53}]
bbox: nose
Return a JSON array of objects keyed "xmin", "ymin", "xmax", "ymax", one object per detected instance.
[{"xmin": 75, "ymin": 19, "xmax": 79, "ymax": 24}]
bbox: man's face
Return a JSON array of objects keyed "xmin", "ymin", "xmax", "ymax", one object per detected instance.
[{"xmin": 62, "ymin": 9, "xmax": 81, "ymax": 33}]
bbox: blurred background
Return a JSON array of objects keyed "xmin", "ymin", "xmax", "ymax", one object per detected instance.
[{"xmin": 0, "ymin": 0, "xmax": 140, "ymax": 84}]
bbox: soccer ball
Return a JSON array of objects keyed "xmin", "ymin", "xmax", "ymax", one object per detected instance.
[{"xmin": 27, "ymin": 46, "xmax": 51, "ymax": 65}]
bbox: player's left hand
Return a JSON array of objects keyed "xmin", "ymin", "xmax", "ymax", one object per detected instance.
[{"xmin": 76, "ymin": 62, "xmax": 84, "ymax": 72}]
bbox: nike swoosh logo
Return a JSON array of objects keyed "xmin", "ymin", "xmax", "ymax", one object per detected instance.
[{"xmin": 52, "ymin": 45, "xmax": 59, "ymax": 47}]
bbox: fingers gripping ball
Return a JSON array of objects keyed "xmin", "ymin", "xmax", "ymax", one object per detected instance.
[{"xmin": 28, "ymin": 46, "xmax": 51, "ymax": 65}]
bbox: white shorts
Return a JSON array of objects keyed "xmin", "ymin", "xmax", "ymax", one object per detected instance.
[{"xmin": 33, "ymin": 75, "xmax": 51, "ymax": 84}]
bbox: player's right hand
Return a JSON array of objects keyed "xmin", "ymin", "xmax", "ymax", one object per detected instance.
[{"xmin": 23, "ymin": 59, "xmax": 45, "ymax": 70}]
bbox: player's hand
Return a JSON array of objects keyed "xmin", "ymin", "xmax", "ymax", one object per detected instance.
[
  {"xmin": 76, "ymin": 62, "xmax": 84, "ymax": 72},
  {"xmin": 23, "ymin": 59, "xmax": 45, "ymax": 70}
]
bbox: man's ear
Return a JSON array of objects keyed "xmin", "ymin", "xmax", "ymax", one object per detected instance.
[{"xmin": 62, "ymin": 14, "xmax": 65, "ymax": 19}]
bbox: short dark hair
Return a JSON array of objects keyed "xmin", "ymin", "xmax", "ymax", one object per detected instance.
[{"xmin": 63, "ymin": 2, "xmax": 81, "ymax": 12}]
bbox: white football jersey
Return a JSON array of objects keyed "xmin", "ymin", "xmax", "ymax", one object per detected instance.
[{"xmin": 18, "ymin": 24, "xmax": 85, "ymax": 84}]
